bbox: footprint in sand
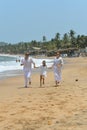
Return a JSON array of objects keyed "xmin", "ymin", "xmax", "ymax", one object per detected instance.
[
  {"xmin": 13, "ymin": 100, "xmax": 22, "ymax": 103},
  {"xmin": 0, "ymin": 116, "xmax": 5, "ymax": 122}
]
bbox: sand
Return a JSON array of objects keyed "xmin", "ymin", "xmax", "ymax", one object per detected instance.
[{"xmin": 0, "ymin": 57, "xmax": 87, "ymax": 130}]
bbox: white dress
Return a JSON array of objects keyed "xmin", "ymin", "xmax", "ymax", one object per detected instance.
[
  {"xmin": 53, "ymin": 57, "xmax": 63, "ymax": 82},
  {"xmin": 40, "ymin": 65, "xmax": 47, "ymax": 77},
  {"xmin": 21, "ymin": 57, "xmax": 35, "ymax": 86}
]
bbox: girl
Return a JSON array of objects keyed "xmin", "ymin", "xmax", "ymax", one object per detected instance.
[{"xmin": 36, "ymin": 60, "xmax": 47, "ymax": 87}]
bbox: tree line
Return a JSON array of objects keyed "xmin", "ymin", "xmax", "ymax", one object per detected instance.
[{"xmin": 0, "ymin": 29, "xmax": 87, "ymax": 55}]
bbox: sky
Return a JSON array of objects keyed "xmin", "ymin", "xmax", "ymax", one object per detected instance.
[{"xmin": 0, "ymin": 0, "xmax": 87, "ymax": 44}]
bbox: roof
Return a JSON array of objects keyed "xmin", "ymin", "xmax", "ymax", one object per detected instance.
[{"xmin": 32, "ymin": 47, "xmax": 41, "ymax": 50}]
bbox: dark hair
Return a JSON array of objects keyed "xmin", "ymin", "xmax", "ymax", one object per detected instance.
[
  {"xmin": 42, "ymin": 60, "xmax": 46, "ymax": 66},
  {"xmin": 25, "ymin": 52, "xmax": 29, "ymax": 55}
]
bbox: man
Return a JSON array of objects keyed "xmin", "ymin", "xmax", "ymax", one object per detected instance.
[{"xmin": 21, "ymin": 52, "xmax": 35, "ymax": 88}]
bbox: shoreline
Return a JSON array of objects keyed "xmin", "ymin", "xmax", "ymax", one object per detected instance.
[
  {"xmin": 0, "ymin": 56, "xmax": 85, "ymax": 81},
  {"xmin": 0, "ymin": 70, "xmax": 23, "ymax": 80},
  {"xmin": 0, "ymin": 55, "xmax": 54, "ymax": 80},
  {"xmin": 0, "ymin": 67, "xmax": 52, "ymax": 81},
  {"xmin": 0, "ymin": 56, "xmax": 86, "ymax": 81}
]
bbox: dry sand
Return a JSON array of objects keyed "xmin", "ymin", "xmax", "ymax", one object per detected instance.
[{"xmin": 0, "ymin": 57, "xmax": 87, "ymax": 130}]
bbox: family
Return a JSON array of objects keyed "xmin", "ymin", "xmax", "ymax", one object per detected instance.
[{"xmin": 20, "ymin": 51, "xmax": 64, "ymax": 88}]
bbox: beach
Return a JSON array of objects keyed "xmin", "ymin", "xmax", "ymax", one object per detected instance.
[{"xmin": 0, "ymin": 57, "xmax": 87, "ymax": 130}]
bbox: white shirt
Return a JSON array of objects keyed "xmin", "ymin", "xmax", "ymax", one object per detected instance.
[
  {"xmin": 53, "ymin": 57, "xmax": 63, "ymax": 67},
  {"xmin": 21, "ymin": 57, "xmax": 34, "ymax": 71}
]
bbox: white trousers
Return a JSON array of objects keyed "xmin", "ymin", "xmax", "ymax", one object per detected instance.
[
  {"xmin": 23, "ymin": 70, "xmax": 31, "ymax": 86},
  {"xmin": 54, "ymin": 66, "xmax": 62, "ymax": 82}
]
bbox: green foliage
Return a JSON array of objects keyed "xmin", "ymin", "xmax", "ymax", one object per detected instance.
[
  {"xmin": 0, "ymin": 42, "xmax": 8, "ymax": 46},
  {"xmin": 0, "ymin": 30, "xmax": 87, "ymax": 54}
]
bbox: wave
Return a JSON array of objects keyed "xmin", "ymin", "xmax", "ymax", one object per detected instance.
[{"xmin": 0, "ymin": 56, "xmax": 53, "ymax": 73}]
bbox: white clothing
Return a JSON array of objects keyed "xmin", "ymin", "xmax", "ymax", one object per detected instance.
[
  {"xmin": 53, "ymin": 57, "xmax": 63, "ymax": 82},
  {"xmin": 40, "ymin": 65, "xmax": 47, "ymax": 77},
  {"xmin": 21, "ymin": 57, "xmax": 34, "ymax": 71},
  {"xmin": 21, "ymin": 57, "xmax": 35, "ymax": 86}
]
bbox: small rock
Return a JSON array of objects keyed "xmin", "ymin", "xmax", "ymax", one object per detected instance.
[{"xmin": 75, "ymin": 79, "xmax": 78, "ymax": 81}]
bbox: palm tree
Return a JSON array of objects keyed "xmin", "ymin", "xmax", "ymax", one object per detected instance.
[
  {"xmin": 69, "ymin": 30, "xmax": 76, "ymax": 47},
  {"xmin": 62, "ymin": 33, "xmax": 70, "ymax": 48},
  {"xmin": 55, "ymin": 33, "xmax": 61, "ymax": 49},
  {"xmin": 42, "ymin": 36, "xmax": 46, "ymax": 42},
  {"xmin": 55, "ymin": 33, "xmax": 60, "ymax": 41},
  {"xmin": 69, "ymin": 29, "xmax": 75, "ymax": 38}
]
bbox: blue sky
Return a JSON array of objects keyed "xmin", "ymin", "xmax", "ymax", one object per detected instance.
[{"xmin": 0, "ymin": 0, "xmax": 87, "ymax": 43}]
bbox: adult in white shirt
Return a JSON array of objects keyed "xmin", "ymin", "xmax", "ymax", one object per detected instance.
[
  {"xmin": 52, "ymin": 52, "xmax": 63, "ymax": 86},
  {"xmin": 21, "ymin": 52, "xmax": 35, "ymax": 88}
]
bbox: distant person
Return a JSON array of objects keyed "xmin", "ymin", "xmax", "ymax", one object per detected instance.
[
  {"xmin": 52, "ymin": 52, "xmax": 63, "ymax": 86},
  {"xmin": 16, "ymin": 59, "xmax": 20, "ymax": 62},
  {"xmin": 20, "ymin": 52, "xmax": 36, "ymax": 88},
  {"xmin": 16, "ymin": 56, "xmax": 21, "ymax": 62}
]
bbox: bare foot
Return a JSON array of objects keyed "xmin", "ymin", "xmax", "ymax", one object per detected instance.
[
  {"xmin": 24, "ymin": 86, "xmax": 27, "ymax": 88},
  {"xmin": 29, "ymin": 82, "xmax": 31, "ymax": 85}
]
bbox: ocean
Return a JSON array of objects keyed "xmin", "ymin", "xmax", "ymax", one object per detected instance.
[{"xmin": 0, "ymin": 54, "xmax": 53, "ymax": 80}]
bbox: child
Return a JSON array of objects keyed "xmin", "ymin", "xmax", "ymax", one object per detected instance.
[
  {"xmin": 36, "ymin": 60, "xmax": 47, "ymax": 87},
  {"xmin": 40, "ymin": 60, "xmax": 47, "ymax": 87}
]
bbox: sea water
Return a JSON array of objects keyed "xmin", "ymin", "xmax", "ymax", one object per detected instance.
[{"xmin": 0, "ymin": 54, "xmax": 53, "ymax": 80}]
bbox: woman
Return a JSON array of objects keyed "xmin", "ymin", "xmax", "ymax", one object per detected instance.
[{"xmin": 52, "ymin": 52, "xmax": 63, "ymax": 86}]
